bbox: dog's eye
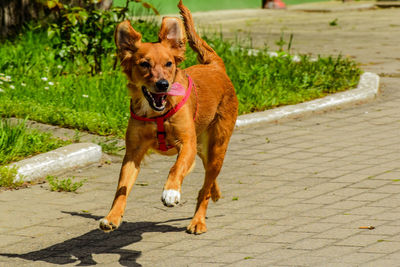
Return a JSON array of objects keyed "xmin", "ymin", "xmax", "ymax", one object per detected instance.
[
  {"xmin": 139, "ymin": 61, "xmax": 151, "ymax": 68},
  {"xmin": 165, "ymin": 61, "xmax": 173, "ymax": 67}
]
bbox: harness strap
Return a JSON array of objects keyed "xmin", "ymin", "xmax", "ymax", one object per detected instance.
[
  {"xmin": 130, "ymin": 75, "xmax": 196, "ymax": 151},
  {"xmin": 156, "ymin": 117, "xmax": 171, "ymax": 151}
]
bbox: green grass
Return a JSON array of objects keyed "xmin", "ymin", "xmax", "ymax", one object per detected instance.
[
  {"xmin": 114, "ymin": 0, "xmax": 332, "ymax": 14},
  {"xmin": 98, "ymin": 138, "xmax": 125, "ymax": 154},
  {"xmin": 183, "ymin": 36, "xmax": 361, "ymax": 113},
  {"xmin": 0, "ymin": 118, "xmax": 70, "ymax": 165},
  {"xmin": 0, "ymin": 21, "xmax": 159, "ymax": 136},
  {"xmin": 0, "ymin": 24, "xmax": 361, "ymax": 137},
  {"xmin": 0, "ymin": 165, "xmax": 23, "ymax": 188},
  {"xmin": 46, "ymin": 175, "xmax": 86, "ymax": 192}
]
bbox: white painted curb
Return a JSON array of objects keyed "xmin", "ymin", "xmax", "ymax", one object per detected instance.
[
  {"xmin": 10, "ymin": 143, "xmax": 102, "ymax": 182},
  {"xmin": 236, "ymin": 72, "xmax": 379, "ymax": 128}
]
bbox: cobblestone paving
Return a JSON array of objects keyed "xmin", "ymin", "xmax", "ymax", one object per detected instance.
[
  {"xmin": 1, "ymin": 76, "xmax": 398, "ymax": 266},
  {"xmin": 1, "ymin": 3, "xmax": 400, "ymax": 267}
]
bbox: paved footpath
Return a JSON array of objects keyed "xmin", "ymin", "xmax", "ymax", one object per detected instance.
[{"xmin": 1, "ymin": 3, "xmax": 400, "ymax": 267}]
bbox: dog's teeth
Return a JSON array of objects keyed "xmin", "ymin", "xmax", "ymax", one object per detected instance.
[{"xmin": 142, "ymin": 86, "xmax": 167, "ymax": 111}]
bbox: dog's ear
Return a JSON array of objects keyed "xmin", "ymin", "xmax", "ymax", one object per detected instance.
[
  {"xmin": 159, "ymin": 17, "xmax": 187, "ymax": 64},
  {"xmin": 115, "ymin": 20, "xmax": 142, "ymax": 74},
  {"xmin": 115, "ymin": 20, "xmax": 142, "ymax": 51}
]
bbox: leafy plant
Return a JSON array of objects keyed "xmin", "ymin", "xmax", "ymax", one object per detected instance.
[
  {"xmin": 72, "ymin": 129, "xmax": 82, "ymax": 143},
  {"xmin": 275, "ymin": 32, "xmax": 294, "ymax": 52},
  {"xmin": 0, "ymin": 166, "xmax": 23, "ymax": 188},
  {"xmin": 44, "ymin": 0, "xmax": 159, "ymax": 75},
  {"xmin": 275, "ymin": 32, "xmax": 286, "ymax": 52},
  {"xmin": 46, "ymin": 175, "xmax": 86, "ymax": 192}
]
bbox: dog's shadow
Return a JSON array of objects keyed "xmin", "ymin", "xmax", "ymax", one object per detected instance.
[{"xmin": 0, "ymin": 211, "xmax": 188, "ymax": 266}]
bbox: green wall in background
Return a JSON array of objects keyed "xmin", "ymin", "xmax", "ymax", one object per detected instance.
[{"xmin": 113, "ymin": 0, "xmax": 332, "ymax": 15}]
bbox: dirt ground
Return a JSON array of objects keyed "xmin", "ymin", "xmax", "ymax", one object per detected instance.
[{"xmin": 192, "ymin": 1, "xmax": 400, "ymax": 77}]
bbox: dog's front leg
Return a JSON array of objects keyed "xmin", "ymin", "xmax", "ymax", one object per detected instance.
[
  {"xmin": 162, "ymin": 137, "xmax": 196, "ymax": 207},
  {"xmin": 99, "ymin": 146, "xmax": 147, "ymax": 232}
]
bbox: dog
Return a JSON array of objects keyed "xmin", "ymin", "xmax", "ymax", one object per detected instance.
[{"xmin": 99, "ymin": 0, "xmax": 238, "ymax": 235}]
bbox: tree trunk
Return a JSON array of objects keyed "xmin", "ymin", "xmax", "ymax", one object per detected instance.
[
  {"xmin": 0, "ymin": 0, "xmax": 46, "ymax": 39},
  {"xmin": 0, "ymin": 0, "xmax": 113, "ymax": 39}
]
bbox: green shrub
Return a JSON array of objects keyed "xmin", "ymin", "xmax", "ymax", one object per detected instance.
[{"xmin": 43, "ymin": 0, "xmax": 159, "ymax": 74}]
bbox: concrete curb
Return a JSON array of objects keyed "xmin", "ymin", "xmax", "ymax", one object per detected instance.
[
  {"xmin": 10, "ymin": 143, "xmax": 102, "ymax": 182},
  {"xmin": 236, "ymin": 72, "xmax": 380, "ymax": 128}
]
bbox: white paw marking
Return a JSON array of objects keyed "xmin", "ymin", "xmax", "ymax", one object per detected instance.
[{"xmin": 162, "ymin": 189, "xmax": 181, "ymax": 207}]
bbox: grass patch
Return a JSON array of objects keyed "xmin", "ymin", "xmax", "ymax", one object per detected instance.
[
  {"xmin": 98, "ymin": 138, "xmax": 124, "ymax": 154},
  {"xmin": 0, "ymin": 118, "xmax": 70, "ymax": 165},
  {"xmin": 0, "ymin": 165, "xmax": 23, "ymax": 188},
  {"xmin": 0, "ymin": 22, "xmax": 361, "ymax": 137},
  {"xmin": 46, "ymin": 175, "xmax": 86, "ymax": 192}
]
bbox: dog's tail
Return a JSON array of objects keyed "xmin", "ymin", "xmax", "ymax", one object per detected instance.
[{"xmin": 178, "ymin": 0, "xmax": 225, "ymax": 68}]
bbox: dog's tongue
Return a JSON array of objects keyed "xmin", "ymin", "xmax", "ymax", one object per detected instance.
[{"xmin": 167, "ymin": 82, "xmax": 186, "ymax": 96}]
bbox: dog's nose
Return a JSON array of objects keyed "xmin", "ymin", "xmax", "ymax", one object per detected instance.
[{"xmin": 155, "ymin": 79, "xmax": 169, "ymax": 92}]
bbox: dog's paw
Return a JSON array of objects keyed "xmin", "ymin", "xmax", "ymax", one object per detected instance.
[
  {"xmin": 99, "ymin": 217, "xmax": 120, "ymax": 233},
  {"xmin": 161, "ymin": 189, "xmax": 180, "ymax": 207},
  {"xmin": 187, "ymin": 218, "xmax": 207, "ymax": 235}
]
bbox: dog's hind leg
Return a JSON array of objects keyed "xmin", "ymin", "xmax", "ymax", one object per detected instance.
[
  {"xmin": 188, "ymin": 131, "xmax": 229, "ymax": 234},
  {"xmin": 197, "ymin": 132, "xmax": 222, "ymax": 204},
  {"xmin": 187, "ymin": 113, "xmax": 236, "ymax": 234}
]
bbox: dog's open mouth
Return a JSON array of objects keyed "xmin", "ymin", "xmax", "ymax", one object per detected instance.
[{"xmin": 142, "ymin": 86, "xmax": 167, "ymax": 111}]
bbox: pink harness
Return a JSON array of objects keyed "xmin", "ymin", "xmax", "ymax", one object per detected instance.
[{"xmin": 130, "ymin": 75, "xmax": 197, "ymax": 151}]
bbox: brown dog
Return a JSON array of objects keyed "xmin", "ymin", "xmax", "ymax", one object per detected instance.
[{"xmin": 99, "ymin": 0, "xmax": 238, "ymax": 234}]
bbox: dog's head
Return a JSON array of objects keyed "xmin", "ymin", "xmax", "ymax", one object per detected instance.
[{"xmin": 115, "ymin": 18, "xmax": 187, "ymax": 112}]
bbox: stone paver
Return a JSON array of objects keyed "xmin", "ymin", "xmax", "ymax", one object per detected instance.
[{"xmin": 1, "ymin": 2, "xmax": 400, "ymax": 267}]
